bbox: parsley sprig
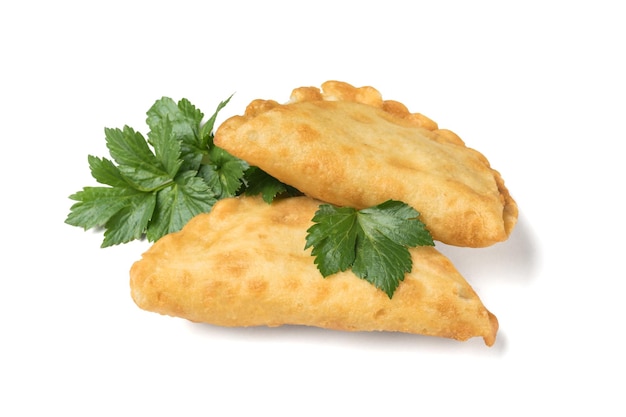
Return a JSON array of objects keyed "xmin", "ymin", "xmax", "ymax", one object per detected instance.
[
  {"xmin": 65, "ymin": 96, "xmax": 294, "ymax": 247},
  {"xmin": 305, "ymin": 200, "xmax": 434, "ymax": 298}
]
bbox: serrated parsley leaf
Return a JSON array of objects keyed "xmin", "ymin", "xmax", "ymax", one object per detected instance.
[
  {"xmin": 304, "ymin": 204, "xmax": 358, "ymax": 275},
  {"xmin": 242, "ymin": 166, "xmax": 303, "ymax": 203},
  {"xmin": 358, "ymin": 200, "xmax": 434, "ymax": 247},
  {"xmin": 66, "ymin": 186, "xmax": 143, "ymax": 231},
  {"xmin": 87, "ymin": 155, "xmax": 127, "ymax": 188},
  {"xmin": 147, "ymin": 116, "xmax": 183, "ymax": 178},
  {"xmin": 105, "ymin": 126, "xmax": 172, "ymax": 191},
  {"xmin": 305, "ymin": 200, "xmax": 434, "ymax": 298},
  {"xmin": 146, "ymin": 171, "xmax": 217, "ymax": 241},
  {"xmin": 146, "ymin": 97, "xmax": 203, "ymax": 145},
  {"xmin": 147, "ymin": 97, "xmax": 205, "ymax": 171},
  {"xmin": 198, "ymin": 146, "xmax": 248, "ymax": 199},
  {"xmin": 101, "ymin": 192, "xmax": 157, "ymax": 247}
]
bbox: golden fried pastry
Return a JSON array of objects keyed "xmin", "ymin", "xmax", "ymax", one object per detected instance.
[
  {"xmin": 214, "ymin": 81, "xmax": 517, "ymax": 247},
  {"xmin": 130, "ymin": 196, "xmax": 498, "ymax": 346}
]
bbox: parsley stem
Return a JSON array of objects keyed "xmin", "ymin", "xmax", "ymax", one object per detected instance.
[{"xmin": 151, "ymin": 179, "xmax": 175, "ymax": 193}]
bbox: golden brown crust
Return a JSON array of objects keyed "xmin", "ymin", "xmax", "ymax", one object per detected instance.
[
  {"xmin": 130, "ymin": 196, "xmax": 498, "ymax": 346},
  {"xmin": 214, "ymin": 80, "xmax": 517, "ymax": 248}
]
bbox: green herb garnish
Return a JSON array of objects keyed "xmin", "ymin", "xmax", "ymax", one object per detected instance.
[
  {"xmin": 305, "ymin": 200, "xmax": 434, "ymax": 298},
  {"xmin": 243, "ymin": 166, "xmax": 303, "ymax": 203},
  {"xmin": 66, "ymin": 96, "xmax": 304, "ymax": 247}
]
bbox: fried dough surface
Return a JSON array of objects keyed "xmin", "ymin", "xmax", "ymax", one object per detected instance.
[
  {"xmin": 214, "ymin": 81, "xmax": 517, "ymax": 247},
  {"xmin": 130, "ymin": 196, "xmax": 498, "ymax": 346}
]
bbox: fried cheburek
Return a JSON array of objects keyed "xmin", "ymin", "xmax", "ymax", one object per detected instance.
[
  {"xmin": 214, "ymin": 81, "xmax": 518, "ymax": 248},
  {"xmin": 130, "ymin": 196, "xmax": 499, "ymax": 346}
]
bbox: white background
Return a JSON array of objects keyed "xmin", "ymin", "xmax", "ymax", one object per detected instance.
[{"xmin": 2, "ymin": 1, "xmax": 624, "ymax": 415}]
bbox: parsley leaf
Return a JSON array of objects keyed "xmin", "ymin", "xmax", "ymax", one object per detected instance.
[
  {"xmin": 67, "ymin": 186, "xmax": 146, "ymax": 232},
  {"xmin": 105, "ymin": 126, "xmax": 173, "ymax": 192},
  {"xmin": 199, "ymin": 146, "xmax": 249, "ymax": 199},
  {"xmin": 305, "ymin": 200, "xmax": 434, "ymax": 298},
  {"xmin": 102, "ymin": 191, "xmax": 157, "ymax": 247},
  {"xmin": 146, "ymin": 171, "xmax": 217, "ymax": 241},
  {"xmin": 146, "ymin": 97, "xmax": 205, "ymax": 171},
  {"xmin": 66, "ymin": 96, "xmax": 238, "ymax": 247},
  {"xmin": 242, "ymin": 166, "xmax": 302, "ymax": 203}
]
